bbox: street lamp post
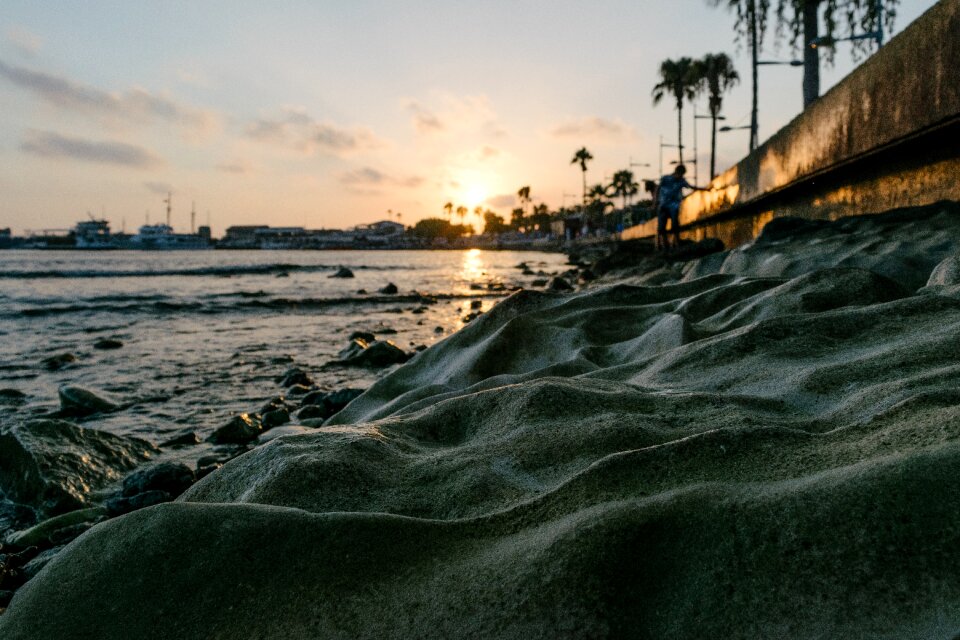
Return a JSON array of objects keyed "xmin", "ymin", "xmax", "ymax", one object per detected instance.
[
  {"xmin": 659, "ymin": 135, "xmax": 683, "ymax": 178},
  {"xmin": 693, "ymin": 108, "xmax": 724, "ymax": 184}
]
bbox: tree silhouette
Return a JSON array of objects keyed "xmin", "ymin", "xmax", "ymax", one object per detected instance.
[
  {"xmin": 443, "ymin": 201, "xmax": 453, "ymax": 221},
  {"xmin": 709, "ymin": 0, "xmax": 898, "ymax": 107},
  {"xmin": 652, "ymin": 58, "xmax": 701, "ymax": 165},
  {"xmin": 698, "ymin": 53, "xmax": 740, "ymax": 178},
  {"xmin": 608, "ymin": 171, "xmax": 639, "ymax": 210},
  {"xmin": 456, "ymin": 205, "xmax": 468, "ymax": 225},
  {"xmin": 570, "ymin": 148, "xmax": 593, "ymax": 206}
]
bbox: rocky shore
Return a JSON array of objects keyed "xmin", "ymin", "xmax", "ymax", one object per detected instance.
[{"xmin": 4, "ymin": 201, "xmax": 960, "ymax": 638}]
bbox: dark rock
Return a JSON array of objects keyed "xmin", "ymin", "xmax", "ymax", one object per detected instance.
[
  {"xmin": 0, "ymin": 420, "xmax": 155, "ymax": 516},
  {"xmin": 6, "ymin": 507, "xmax": 106, "ymax": 549},
  {"xmin": 104, "ymin": 490, "xmax": 171, "ymax": 517},
  {"xmin": 470, "ymin": 300, "xmax": 483, "ymax": 310},
  {"xmin": 375, "ymin": 327, "xmax": 398, "ymax": 335},
  {"xmin": 463, "ymin": 312, "xmax": 482, "ymax": 323},
  {"xmin": 280, "ymin": 370, "xmax": 313, "ymax": 388},
  {"xmin": 348, "ymin": 331, "xmax": 377, "ymax": 343},
  {"xmin": 469, "ymin": 283, "xmax": 484, "ymax": 290},
  {"xmin": 0, "ymin": 589, "xmax": 14, "ymax": 608},
  {"xmin": 196, "ymin": 463, "xmax": 222, "ymax": 480},
  {"xmin": 0, "ymin": 389, "xmax": 27, "ymax": 405},
  {"xmin": 93, "ymin": 339, "xmax": 123, "ymax": 350},
  {"xmin": 522, "ymin": 268, "xmax": 535, "ymax": 275},
  {"xmin": 196, "ymin": 454, "xmax": 230, "ymax": 468},
  {"xmin": 41, "ymin": 353, "xmax": 76, "ymax": 371},
  {"xmin": 275, "ymin": 271, "xmax": 289, "ymax": 278},
  {"xmin": 57, "ymin": 385, "xmax": 119, "ymax": 417},
  {"xmin": 329, "ymin": 266, "xmax": 355, "ymax": 278},
  {"xmin": 356, "ymin": 289, "xmax": 368, "ymax": 294},
  {"xmin": 297, "ymin": 405, "xmax": 328, "ymax": 420},
  {"xmin": 159, "ymin": 431, "xmax": 200, "ymax": 447},
  {"xmin": 411, "ymin": 306, "xmax": 428, "ymax": 314},
  {"xmin": 121, "ymin": 462, "xmax": 195, "ymax": 498},
  {"xmin": 487, "ymin": 283, "xmax": 506, "ymax": 291},
  {"xmin": 414, "ymin": 344, "xmax": 428, "ymax": 352},
  {"xmin": 321, "ymin": 388, "xmax": 365, "ymax": 415},
  {"xmin": 20, "ymin": 546, "xmax": 64, "ymax": 582},
  {"xmin": 547, "ymin": 277, "xmax": 574, "ymax": 292},
  {"xmin": 434, "ymin": 326, "xmax": 444, "ymax": 334},
  {"xmin": 579, "ymin": 269, "xmax": 597, "ymax": 282},
  {"xmin": 259, "ymin": 396, "xmax": 287, "ymax": 414},
  {"xmin": 300, "ymin": 390, "xmax": 328, "ymax": 406},
  {"xmin": 531, "ymin": 278, "xmax": 548, "ymax": 287},
  {"xmin": 385, "ymin": 307, "xmax": 404, "ymax": 314},
  {"xmin": 261, "ymin": 408, "xmax": 290, "ymax": 429},
  {"xmin": 286, "ymin": 384, "xmax": 312, "ymax": 396},
  {"xmin": 48, "ymin": 522, "xmax": 95, "ymax": 546},
  {"xmin": 379, "ymin": 282, "xmax": 399, "ymax": 294},
  {"xmin": 336, "ymin": 339, "xmax": 409, "ymax": 367},
  {"xmin": 206, "ymin": 414, "xmax": 262, "ymax": 445}
]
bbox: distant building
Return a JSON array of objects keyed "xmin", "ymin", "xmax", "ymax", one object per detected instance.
[
  {"xmin": 0, "ymin": 228, "xmax": 11, "ymax": 249},
  {"xmin": 221, "ymin": 225, "xmax": 270, "ymax": 248},
  {"xmin": 74, "ymin": 219, "xmax": 112, "ymax": 249}
]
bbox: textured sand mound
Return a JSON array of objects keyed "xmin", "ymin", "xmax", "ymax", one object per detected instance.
[{"xmin": 5, "ymin": 204, "xmax": 960, "ymax": 638}]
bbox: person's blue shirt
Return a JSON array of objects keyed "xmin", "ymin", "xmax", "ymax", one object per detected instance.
[{"xmin": 658, "ymin": 174, "xmax": 693, "ymax": 210}]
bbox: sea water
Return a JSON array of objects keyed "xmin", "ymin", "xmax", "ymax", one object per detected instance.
[{"xmin": 0, "ymin": 249, "xmax": 568, "ymax": 459}]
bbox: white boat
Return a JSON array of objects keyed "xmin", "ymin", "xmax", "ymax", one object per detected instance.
[{"xmin": 128, "ymin": 224, "xmax": 210, "ymax": 250}]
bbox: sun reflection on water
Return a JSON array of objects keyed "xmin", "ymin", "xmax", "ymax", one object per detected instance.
[{"xmin": 460, "ymin": 248, "xmax": 487, "ymax": 287}]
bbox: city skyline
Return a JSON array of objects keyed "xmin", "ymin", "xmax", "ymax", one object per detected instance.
[{"xmin": 0, "ymin": 0, "xmax": 938, "ymax": 235}]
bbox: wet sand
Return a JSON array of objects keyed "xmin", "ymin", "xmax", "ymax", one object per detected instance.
[{"xmin": 4, "ymin": 201, "xmax": 960, "ymax": 638}]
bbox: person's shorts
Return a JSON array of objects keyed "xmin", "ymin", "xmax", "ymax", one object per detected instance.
[{"xmin": 657, "ymin": 204, "xmax": 679, "ymax": 233}]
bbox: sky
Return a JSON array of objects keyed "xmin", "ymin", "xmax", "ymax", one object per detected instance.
[{"xmin": 0, "ymin": 0, "xmax": 939, "ymax": 236}]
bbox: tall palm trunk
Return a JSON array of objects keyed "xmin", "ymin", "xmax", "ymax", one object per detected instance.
[
  {"xmin": 802, "ymin": 0, "xmax": 821, "ymax": 107},
  {"xmin": 749, "ymin": 0, "xmax": 759, "ymax": 151},
  {"xmin": 676, "ymin": 101, "xmax": 685, "ymax": 164},
  {"xmin": 581, "ymin": 169, "xmax": 587, "ymax": 207},
  {"xmin": 710, "ymin": 111, "xmax": 718, "ymax": 179}
]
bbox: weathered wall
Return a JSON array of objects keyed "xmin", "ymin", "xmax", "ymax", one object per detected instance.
[{"xmin": 623, "ymin": 0, "xmax": 960, "ymax": 247}]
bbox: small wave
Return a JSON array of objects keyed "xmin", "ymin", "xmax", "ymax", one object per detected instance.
[
  {"xmin": 11, "ymin": 292, "xmax": 503, "ymax": 318},
  {"xmin": 0, "ymin": 263, "xmax": 417, "ymax": 279}
]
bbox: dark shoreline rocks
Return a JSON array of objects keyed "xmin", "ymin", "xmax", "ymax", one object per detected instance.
[{"xmin": 0, "ymin": 420, "xmax": 156, "ymax": 517}]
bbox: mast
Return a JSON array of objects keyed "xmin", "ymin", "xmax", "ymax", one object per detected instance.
[
  {"xmin": 191, "ymin": 201, "xmax": 196, "ymax": 234},
  {"xmin": 164, "ymin": 192, "xmax": 172, "ymax": 227}
]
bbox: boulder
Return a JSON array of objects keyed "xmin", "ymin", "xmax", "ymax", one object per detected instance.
[
  {"xmin": 329, "ymin": 266, "xmax": 355, "ymax": 278},
  {"xmin": 159, "ymin": 431, "xmax": 200, "ymax": 447},
  {"xmin": 104, "ymin": 490, "xmax": 171, "ymax": 517},
  {"xmin": 296, "ymin": 388, "xmax": 365, "ymax": 422},
  {"xmin": 93, "ymin": 339, "xmax": 123, "ymax": 350},
  {"xmin": 348, "ymin": 331, "xmax": 377, "ymax": 343},
  {"xmin": 206, "ymin": 414, "xmax": 262, "ymax": 445},
  {"xmin": 547, "ymin": 277, "xmax": 574, "ymax": 292},
  {"xmin": 0, "ymin": 419, "xmax": 156, "ymax": 516},
  {"xmin": 261, "ymin": 408, "xmax": 290, "ymax": 429},
  {"xmin": 57, "ymin": 385, "xmax": 119, "ymax": 417},
  {"xmin": 5, "ymin": 507, "xmax": 107, "ymax": 549},
  {"xmin": 41, "ymin": 353, "xmax": 76, "ymax": 371},
  {"xmin": 0, "ymin": 389, "xmax": 27, "ymax": 405},
  {"xmin": 927, "ymin": 255, "xmax": 960, "ymax": 287},
  {"xmin": 280, "ymin": 370, "xmax": 313, "ymax": 388},
  {"xmin": 379, "ymin": 282, "xmax": 399, "ymax": 294},
  {"xmin": 296, "ymin": 405, "xmax": 327, "ymax": 420},
  {"xmin": 121, "ymin": 462, "xmax": 196, "ymax": 499},
  {"xmin": 336, "ymin": 339, "xmax": 409, "ymax": 367}
]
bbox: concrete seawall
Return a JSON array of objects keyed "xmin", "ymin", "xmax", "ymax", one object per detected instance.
[{"xmin": 624, "ymin": 0, "xmax": 960, "ymax": 248}]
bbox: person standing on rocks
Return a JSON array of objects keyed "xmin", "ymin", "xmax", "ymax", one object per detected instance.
[{"xmin": 654, "ymin": 164, "xmax": 708, "ymax": 252}]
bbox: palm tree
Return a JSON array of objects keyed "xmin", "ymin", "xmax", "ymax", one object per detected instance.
[
  {"xmin": 456, "ymin": 206, "xmax": 468, "ymax": 225},
  {"xmin": 699, "ymin": 53, "xmax": 740, "ymax": 178},
  {"xmin": 443, "ymin": 201, "xmax": 453, "ymax": 221},
  {"xmin": 652, "ymin": 58, "xmax": 702, "ymax": 165},
  {"xmin": 517, "ymin": 186, "xmax": 531, "ymax": 212},
  {"xmin": 608, "ymin": 171, "xmax": 639, "ymax": 210},
  {"xmin": 708, "ymin": 0, "xmax": 898, "ymax": 108},
  {"xmin": 570, "ymin": 148, "xmax": 593, "ymax": 206}
]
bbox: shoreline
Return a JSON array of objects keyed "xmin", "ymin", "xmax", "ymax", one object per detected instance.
[{"xmin": 4, "ymin": 200, "xmax": 960, "ymax": 637}]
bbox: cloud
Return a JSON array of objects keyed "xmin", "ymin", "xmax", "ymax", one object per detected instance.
[
  {"xmin": 245, "ymin": 107, "xmax": 386, "ymax": 156},
  {"xmin": 339, "ymin": 166, "xmax": 424, "ymax": 193},
  {"xmin": 405, "ymin": 102, "xmax": 445, "ymax": 134},
  {"xmin": 0, "ymin": 59, "xmax": 218, "ymax": 134},
  {"xmin": 403, "ymin": 93, "xmax": 505, "ymax": 138},
  {"xmin": 21, "ymin": 130, "xmax": 163, "ymax": 168},
  {"xmin": 549, "ymin": 117, "xmax": 639, "ymax": 141},
  {"xmin": 216, "ymin": 159, "xmax": 254, "ymax": 175},
  {"xmin": 5, "ymin": 27, "xmax": 42, "ymax": 57},
  {"xmin": 144, "ymin": 181, "xmax": 172, "ymax": 195},
  {"xmin": 485, "ymin": 194, "xmax": 516, "ymax": 209}
]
